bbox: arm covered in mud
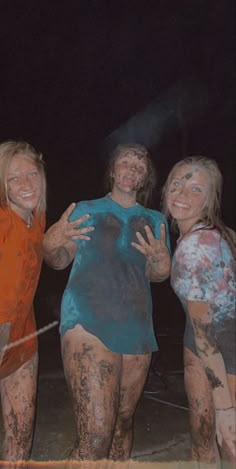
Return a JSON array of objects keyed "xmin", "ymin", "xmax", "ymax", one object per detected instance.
[
  {"xmin": 43, "ymin": 203, "xmax": 94, "ymax": 270},
  {"xmin": 131, "ymin": 223, "xmax": 171, "ymax": 282},
  {"xmin": 188, "ymin": 300, "xmax": 235, "ymax": 455}
]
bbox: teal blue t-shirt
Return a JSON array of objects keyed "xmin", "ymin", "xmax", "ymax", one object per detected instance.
[{"xmin": 60, "ymin": 196, "xmax": 170, "ymax": 354}]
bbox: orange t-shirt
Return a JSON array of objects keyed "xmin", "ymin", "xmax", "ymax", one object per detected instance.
[{"xmin": 0, "ymin": 207, "xmax": 45, "ymax": 379}]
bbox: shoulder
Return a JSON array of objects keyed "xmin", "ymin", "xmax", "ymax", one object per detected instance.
[{"xmin": 176, "ymin": 228, "xmax": 224, "ymax": 265}]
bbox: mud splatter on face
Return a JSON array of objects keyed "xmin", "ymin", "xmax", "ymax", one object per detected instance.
[
  {"xmin": 181, "ymin": 167, "xmax": 199, "ymax": 181},
  {"xmin": 182, "ymin": 171, "xmax": 193, "ymax": 180}
]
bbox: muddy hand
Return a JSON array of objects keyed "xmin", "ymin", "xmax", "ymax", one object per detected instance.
[{"xmin": 131, "ymin": 223, "xmax": 168, "ymax": 263}]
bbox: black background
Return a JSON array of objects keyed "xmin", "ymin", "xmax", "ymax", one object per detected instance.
[{"xmin": 1, "ymin": 0, "xmax": 235, "ymax": 332}]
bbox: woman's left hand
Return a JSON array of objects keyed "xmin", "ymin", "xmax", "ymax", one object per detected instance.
[
  {"xmin": 131, "ymin": 223, "xmax": 169, "ymax": 263},
  {"xmin": 131, "ymin": 224, "xmax": 170, "ymax": 281}
]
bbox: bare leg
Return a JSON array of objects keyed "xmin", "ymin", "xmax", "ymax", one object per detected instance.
[
  {"xmin": 109, "ymin": 353, "xmax": 151, "ymax": 460},
  {"xmin": 184, "ymin": 347, "xmax": 216, "ymax": 467},
  {"xmin": 219, "ymin": 373, "xmax": 236, "ymax": 467},
  {"xmin": 61, "ymin": 325, "xmax": 122, "ymax": 461},
  {"xmin": 0, "ymin": 352, "xmax": 38, "ymax": 467}
]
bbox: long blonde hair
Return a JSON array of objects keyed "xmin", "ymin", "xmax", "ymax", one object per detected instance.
[
  {"xmin": 162, "ymin": 156, "xmax": 236, "ymax": 257},
  {"xmin": 0, "ymin": 140, "xmax": 47, "ymax": 214}
]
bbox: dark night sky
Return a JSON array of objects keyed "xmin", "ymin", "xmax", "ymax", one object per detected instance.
[{"xmin": 0, "ymin": 1, "xmax": 235, "ymax": 325}]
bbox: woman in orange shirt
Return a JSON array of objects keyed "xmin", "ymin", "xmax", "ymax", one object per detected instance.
[
  {"xmin": 0, "ymin": 141, "xmax": 47, "ymax": 467},
  {"xmin": 0, "ymin": 141, "xmax": 93, "ymax": 466}
]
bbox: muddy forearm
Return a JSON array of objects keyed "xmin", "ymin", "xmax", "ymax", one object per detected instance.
[
  {"xmin": 146, "ymin": 250, "xmax": 171, "ymax": 282},
  {"xmin": 43, "ymin": 221, "xmax": 77, "ymax": 270},
  {"xmin": 43, "ymin": 243, "xmax": 73, "ymax": 270}
]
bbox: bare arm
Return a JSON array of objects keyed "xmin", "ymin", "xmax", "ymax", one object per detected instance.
[
  {"xmin": 43, "ymin": 203, "xmax": 94, "ymax": 270},
  {"xmin": 131, "ymin": 224, "xmax": 171, "ymax": 282},
  {"xmin": 188, "ymin": 300, "xmax": 233, "ymax": 410}
]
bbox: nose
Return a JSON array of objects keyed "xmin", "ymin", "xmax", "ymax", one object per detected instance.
[
  {"xmin": 178, "ymin": 184, "xmax": 188, "ymax": 195},
  {"xmin": 20, "ymin": 175, "xmax": 33, "ymax": 189},
  {"xmin": 128, "ymin": 164, "xmax": 136, "ymax": 173}
]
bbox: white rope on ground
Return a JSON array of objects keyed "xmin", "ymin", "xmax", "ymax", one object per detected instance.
[
  {"xmin": 144, "ymin": 392, "xmax": 189, "ymax": 411},
  {"xmin": 1, "ymin": 320, "xmax": 59, "ymax": 352}
]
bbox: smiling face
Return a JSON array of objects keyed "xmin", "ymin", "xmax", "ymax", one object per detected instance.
[
  {"xmin": 7, "ymin": 153, "xmax": 43, "ymax": 221},
  {"xmin": 166, "ymin": 164, "xmax": 210, "ymax": 234},
  {"xmin": 111, "ymin": 151, "xmax": 147, "ymax": 203}
]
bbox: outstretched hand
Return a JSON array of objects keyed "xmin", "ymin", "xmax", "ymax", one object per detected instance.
[
  {"xmin": 131, "ymin": 223, "xmax": 170, "ymax": 281},
  {"xmin": 45, "ymin": 202, "xmax": 94, "ymax": 247},
  {"xmin": 131, "ymin": 223, "xmax": 168, "ymax": 263},
  {"xmin": 43, "ymin": 203, "xmax": 95, "ymax": 269}
]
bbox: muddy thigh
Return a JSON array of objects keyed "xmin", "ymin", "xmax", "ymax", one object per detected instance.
[
  {"xmin": 61, "ymin": 325, "xmax": 123, "ymax": 460},
  {"xmin": 184, "ymin": 346, "xmax": 216, "ymax": 464},
  {"xmin": 0, "ymin": 351, "xmax": 38, "ymax": 462}
]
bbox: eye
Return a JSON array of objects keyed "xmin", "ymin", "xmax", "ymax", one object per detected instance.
[
  {"xmin": 172, "ymin": 180, "xmax": 181, "ymax": 187},
  {"xmin": 8, "ymin": 176, "xmax": 19, "ymax": 183},
  {"xmin": 137, "ymin": 166, "xmax": 145, "ymax": 175},
  {"xmin": 120, "ymin": 159, "xmax": 128, "ymax": 165},
  {"xmin": 192, "ymin": 186, "xmax": 201, "ymax": 192},
  {"xmin": 29, "ymin": 171, "xmax": 39, "ymax": 177}
]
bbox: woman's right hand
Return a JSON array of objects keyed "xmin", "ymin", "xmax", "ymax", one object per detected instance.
[
  {"xmin": 46, "ymin": 203, "xmax": 94, "ymax": 246},
  {"xmin": 43, "ymin": 203, "xmax": 94, "ymax": 269},
  {"xmin": 216, "ymin": 407, "xmax": 236, "ymax": 459}
]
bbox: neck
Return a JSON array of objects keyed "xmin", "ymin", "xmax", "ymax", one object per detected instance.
[
  {"xmin": 26, "ymin": 212, "xmax": 33, "ymax": 228},
  {"xmin": 110, "ymin": 189, "xmax": 137, "ymax": 208},
  {"xmin": 178, "ymin": 219, "xmax": 203, "ymax": 236}
]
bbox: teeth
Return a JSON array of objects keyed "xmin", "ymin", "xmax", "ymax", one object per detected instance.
[
  {"xmin": 174, "ymin": 201, "xmax": 189, "ymax": 208},
  {"xmin": 21, "ymin": 192, "xmax": 34, "ymax": 198}
]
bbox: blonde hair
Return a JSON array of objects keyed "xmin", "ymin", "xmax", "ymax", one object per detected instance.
[
  {"xmin": 0, "ymin": 140, "xmax": 47, "ymax": 213},
  {"xmin": 162, "ymin": 156, "xmax": 236, "ymax": 257},
  {"xmin": 104, "ymin": 143, "xmax": 157, "ymax": 207}
]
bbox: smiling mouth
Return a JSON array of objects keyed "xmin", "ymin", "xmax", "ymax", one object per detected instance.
[
  {"xmin": 21, "ymin": 192, "xmax": 34, "ymax": 198},
  {"xmin": 173, "ymin": 201, "xmax": 190, "ymax": 209},
  {"xmin": 123, "ymin": 176, "xmax": 135, "ymax": 183}
]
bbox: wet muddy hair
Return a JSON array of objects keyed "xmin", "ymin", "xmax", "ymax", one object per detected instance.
[
  {"xmin": 162, "ymin": 156, "xmax": 236, "ymax": 257},
  {"xmin": 0, "ymin": 140, "xmax": 47, "ymax": 213},
  {"xmin": 104, "ymin": 143, "xmax": 157, "ymax": 207}
]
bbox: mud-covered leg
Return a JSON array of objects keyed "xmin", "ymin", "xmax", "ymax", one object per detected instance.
[
  {"xmin": 109, "ymin": 353, "xmax": 151, "ymax": 460},
  {"xmin": 184, "ymin": 347, "xmax": 217, "ymax": 468},
  {"xmin": 0, "ymin": 352, "xmax": 38, "ymax": 467},
  {"xmin": 61, "ymin": 325, "xmax": 122, "ymax": 461},
  {"xmin": 218, "ymin": 373, "xmax": 236, "ymax": 468}
]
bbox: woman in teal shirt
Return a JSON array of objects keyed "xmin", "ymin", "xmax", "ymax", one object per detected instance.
[{"xmin": 43, "ymin": 143, "xmax": 171, "ymax": 462}]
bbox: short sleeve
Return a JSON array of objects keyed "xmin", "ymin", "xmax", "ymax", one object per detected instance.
[
  {"xmin": 0, "ymin": 218, "xmax": 20, "ymax": 321},
  {"xmin": 172, "ymin": 231, "xmax": 221, "ymax": 303}
]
